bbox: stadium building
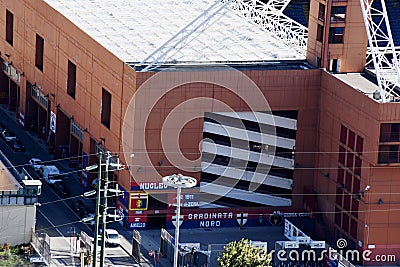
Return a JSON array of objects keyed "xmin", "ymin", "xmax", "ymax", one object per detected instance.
[{"xmin": 0, "ymin": 0, "xmax": 399, "ymax": 264}]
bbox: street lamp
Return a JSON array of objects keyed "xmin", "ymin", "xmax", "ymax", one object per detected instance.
[{"xmin": 162, "ymin": 174, "xmax": 197, "ymax": 267}]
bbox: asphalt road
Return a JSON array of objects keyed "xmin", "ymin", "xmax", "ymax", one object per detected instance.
[{"xmin": 0, "ymin": 105, "xmax": 92, "ymax": 237}]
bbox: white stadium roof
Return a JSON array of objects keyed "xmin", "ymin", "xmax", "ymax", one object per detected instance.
[{"xmin": 44, "ymin": 0, "xmax": 305, "ymax": 65}]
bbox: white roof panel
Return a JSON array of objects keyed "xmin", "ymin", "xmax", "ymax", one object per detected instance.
[{"xmin": 43, "ymin": 0, "xmax": 304, "ymax": 63}]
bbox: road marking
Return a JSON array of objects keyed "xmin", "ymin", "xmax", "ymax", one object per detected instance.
[{"xmin": 37, "ymin": 208, "xmax": 63, "ymax": 236}]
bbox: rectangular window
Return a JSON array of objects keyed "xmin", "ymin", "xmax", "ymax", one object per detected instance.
[
  {"xmin": 336, "ymin": 188, "xmax": 343, "ymax": 205},
  {"xmin": 101, "ymin": 88, "xmax": 111, "ymax": 129},
  {"xmin": 345, "ymin": 171, "xmax": 352, "ymax": 190},
  {"xmin": 317, "ymin": 24, "xmax": 324, "ymax": 42},
  {"xmin": 356, "ymin": 135, "xmax": 363, "ymax": 154},
  {"xmin": 348, "ymin": 130, "xmax": 355, "ymax": 150},
  {"xmin": 380, "ymin": 123, "xmax": 400, "ymax": 142},
  {"xmin": 318, "ymin": 3, "xmax": 325, "ymax": 22},
  {"xmin": 339, "ymin": 146, "xmax": 346, "ymax": 165},
  {"xmin": 344, "ymin": 194, "xmax": 351, "ymax": 211},
  {"xmin": 342, "ymin": 213, "xmax": 349, "ymax": 232},
  {"xmin": 346, "ymin": 152, "xmax": 354, "ymax": 169},
  {"xmin": 354, "ymin": 157, "xmax": 362, "ymax": 177},
  {"xmin": 353, "ymin": 178, "xmax": 360, "ymax": 195},
  {"xmin": 331, "ymin": 6, "xmax": 346, "ymax": 23},
  {"xmin": 67, "ymin": 60, "xmax": 76, "ymax": 99},
  {"xmin": 6, "ymin": 10, "xmax": 13, "ymax": 46},
  {"xmin": 337, "ymin": 167, "xmax": 344, "ymax": 185},
  {"xmin": 351, "ymin": 198, "xmax": 359, "ymax": 218},
  {"xmin": 35, "ymin": 34, "xmax": 44, "ymax": 71},
  {"xmin": 329, "ymin": 27, "xmax": 344, "ymax": 43},
  {"xmin": 378, "ymin": 145, "xmax": 400, "ymax": 163}
]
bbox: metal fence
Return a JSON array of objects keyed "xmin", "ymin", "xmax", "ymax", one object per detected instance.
[
  {"xmin": 132, "ymin": 230, "xmax": 142, "ymax": 263},
  {"xmin": 31, "ymin": 230, "xmax": 51, "ymax": 265},
  {"xmin": 160, "ymin": 228, "xmax": 209, "ymax": 267}
]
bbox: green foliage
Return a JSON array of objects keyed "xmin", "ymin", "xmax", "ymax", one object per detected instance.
[{"xmin": 218, "ymin": 238, "xmax": 271, "ymax": 267}]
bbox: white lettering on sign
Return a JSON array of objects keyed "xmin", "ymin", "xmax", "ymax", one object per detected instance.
[
  {"xmin": 139, "ymin": 182, "xmax": 169, "ymax": 190},
  {"xmin": 188, "ymin": 212, "xmax": 233, "ymax": 220},
  {"xmin": 200, "ymin": 221, "xmax": 221, "ymax": 227},
  {"xmin": 130, "ymin": 222, "xmax": 146, "ymax": 228}
]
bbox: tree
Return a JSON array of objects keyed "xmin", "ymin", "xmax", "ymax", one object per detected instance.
[{"xmin": 218, "ymin": 238, "xmax": 272, "ymax": 267}]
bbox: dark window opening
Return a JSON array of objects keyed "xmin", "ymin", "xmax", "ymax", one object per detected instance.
[
  {"xmin": 318, "ymin": 3, "xmax": 326, "ymax": 21},
  {"xmin": 336, "ymin": 188, "xmax": 343, "ymax": 205},
  {"xmin": 337, "ymin": 167, "xmax": 344, "ymax": 185},
  {"xmin": 67, "ymin": 60, "xmax": 76, "ymax": 99},
  {"xmin": 380, "ymin": 123, "xmax": 400, "ymax": 142},
  {"xmin": 348, "ymin": 130, "xmax": 355, "ymax": 150},
  {"xmin": 331, "ymin": 6, "xmax": 346, "ymax": 23},
  {"xmin": 345, "ymin": 171, "xmax": 352, "ymax": 190},
  {"xmin": 354, "ymin": 157, "xmax": 362, "ymax": 177},
  {"xmin": 339, "ymin": 146, "xmax": 346, "ymax": 165},
  {"xmin": 378, "ymin": 145, "xmax": 399, "ymax": 164},
  {"xmin": 342, "ymin": 213, "xmax": 349, "ymax": 232},
  {"xmin": 329, "ymin": 27, "xmax": 344, "ymax": 43},
  {"xmin": 346, "ymin": 152, "xmax": 354, "ymax": 169},
  {"xmin": 356, "ymin": 135, "xmax": 363, "ymax": 154},
  {"xmin": 317, "ymin": 24, "xmax": 324, "ymax": 42},
  {"xmin": 6, "ymin": 10, "xmax": 13, "ymax": 46},
  {"xmin": 101, "ymin": 88, "xmax": 111, "ymax": 129},
  {"xmin": 35, "ymin": 34, "xmax": 44, "ymax": 71}
]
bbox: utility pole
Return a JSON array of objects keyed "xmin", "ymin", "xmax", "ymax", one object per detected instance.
[
  {"xmin": 92, "ymin": 151, "xmax": 102, "ymax": 267},
  {"xmin": 99, "ymin": 151, "xmax": 110, "ymax": 267}
]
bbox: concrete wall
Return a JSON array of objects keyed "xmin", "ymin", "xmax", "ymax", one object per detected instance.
[{"xmin": 0, "ymin": 205, "xmax": 36, "ymax": 246}]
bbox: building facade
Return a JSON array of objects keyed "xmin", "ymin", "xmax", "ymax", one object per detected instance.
[{"xmin": 0, "ymin": 0, "xmax": 399, "ymax": 265}]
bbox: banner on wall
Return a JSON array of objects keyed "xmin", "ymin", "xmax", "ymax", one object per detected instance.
[
  {"xmin": 129, "ymin": 192, "xmax": 148, "ymax": 210},
  {"xmin": 50, "ymin": 111, "xmax": 56, "ymax": 133}
]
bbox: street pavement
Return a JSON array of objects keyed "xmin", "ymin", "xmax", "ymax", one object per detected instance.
[{"xmin": 0, "ymin": 105, "xmax": 145, "ymax": 266}]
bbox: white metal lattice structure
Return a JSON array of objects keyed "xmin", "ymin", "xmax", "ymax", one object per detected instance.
[
  {"xmin": 139, "ymin": 0, "xmax": 308, "ymax": 71},
  {"xmin": 264, "ymin": 0, "xmax": 293, "ymax": 12},
  {"xmin": 139, "ymin": 0, "xmax": 233, "ymax": 72},
  {"xmin": 359, "ymin": 0, "xmax": 400, "ymax": 102},
  {"xmin": 224, "ymin": 0, "xmax": 308, "ymax": 57}
]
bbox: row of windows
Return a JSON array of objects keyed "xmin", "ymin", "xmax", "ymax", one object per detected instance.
[
  {"xmin": 201, "ymin": 173, "xmax": 293, "ymax": 199},
  {"xmin": 316, "ymin": 3, "xmax": 347, "ymax": 44},
  {"xmin": 204, "ymin": 115, "xmax": 297, "ymax": 140},
  {"xmin": 5, "ymin": 9, "xmax": 112, "ymax": 130},
  {"xmin": 203, "ymin": 132, "xmax": 294, "ymax": 159},
  {"xmin": 378, "ymin": 123, "xmax": 400, "ymax": 164},
  {"xmin": 202, "ymin": 152, "xmax": 294, "ymax": 179}
]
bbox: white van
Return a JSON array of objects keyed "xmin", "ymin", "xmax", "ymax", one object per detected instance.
[{"xmin": 38, "ymin": 165, "xmax": 61, "ymax": 184}]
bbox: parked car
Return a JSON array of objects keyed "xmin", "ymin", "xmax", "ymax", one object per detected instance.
[
  {"xmin": 49, "ymin": 180, "xmax": 70, "ymax": 197},
  {"xmin": 9, "ymin": 138, "xmax": 25, "ymax": 152},
  {"xmin": 0, "ymin": 130, "xmax": 16, "ymax": 142},
  {"xmin": 29, "ymin": 158, "xmax": 44, "ymax": 172},
  {"xmin": 37, "ymin": 165, "xmax": 61, "ymax": 184},
  {"xmin": 71, "ymin": 199, "xmax": 94, "ymax": 219},
  {"xmin": 105, "ymin": 229, "xmax": 121, "ymax": 247}
]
